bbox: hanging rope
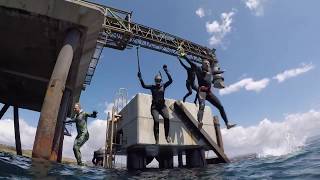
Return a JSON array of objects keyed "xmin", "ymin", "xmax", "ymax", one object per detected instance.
[{"xmin": 136, "ymin": 46, "xmax": 141, "ymax": 73}]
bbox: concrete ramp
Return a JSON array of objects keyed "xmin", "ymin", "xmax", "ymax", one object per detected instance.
[{"xmin": 172, "ymin": 101, "xmax": 230, "ymax": 163}]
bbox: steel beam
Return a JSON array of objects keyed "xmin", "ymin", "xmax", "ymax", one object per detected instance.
[
  {"xmin": 13, "ymin": 106, "xmax": 22, "ymax": 155},
  {"xmin": 0, "ymin": 104, "xmax": 10, "ymax": 119},
  {"xmin": 50, "ymin": 89, "xmax": 71, "ymax": 162},
  {"xmin": 32, "ymin": 29, "xmax": 81, "ymax": 160}
]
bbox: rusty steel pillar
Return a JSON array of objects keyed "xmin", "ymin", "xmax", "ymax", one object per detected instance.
[
  {"xmin": 178, "ymin": 150, "xmax": 183, "ymax": 167},
  {"xmin": 185, "ymin": 149, "xmax": 207, "ymax": 168},
  {"xmin": 0, "ymin": 104, "xmax": 10, "ymax": 119},
  {"xmin": 57, "ymin": 131, "xmax": 65, "ymax": 163},
  {"xmin": 213, "ymin": 116, "xmax": 224, "ymax": 151},
  {"xmin": 32, "ymin": 29, "xmax": 81, "ymax": 160},
  {"xmin": 158, "ymin": 150, "xmax": 174, "ymax": 169},
  {"xmin": 127, "ymin": 149, "xmax": 147, "ymax": 170},
  {"xmin": 13, "ymin": 106, "xmax": 22, "ymax": 155},
  {"xmin": 50, "ymin": 89, "xmax": 71, "ymax": 162}
]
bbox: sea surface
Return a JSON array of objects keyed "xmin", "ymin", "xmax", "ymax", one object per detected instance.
[{"xmin": 1, "ymin": 137, "xmax": 320, "ymax": 179}]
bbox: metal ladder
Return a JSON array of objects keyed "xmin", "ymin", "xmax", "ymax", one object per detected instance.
[{"xmin": 104, "ymin": 88, "xmax": 128, "ymax": 168}]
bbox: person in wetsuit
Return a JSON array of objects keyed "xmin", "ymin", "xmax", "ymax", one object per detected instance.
[
  {"xmin": 92, "ymin": 148, "xmax": 104, "ymax": 166},
  {"xmin": 64, "ymin": 103, "xmax": 98, "ymax": 165},
  {"xmin": 178, "ymin": 57, "xmax": 198, "ymax": 104},
  {"xmin": 137, "ymin": 65, "xmax": 173, "ymax": 144},
  {"xmin": 183, "ymin": 57, "xmax": 236, "ymax": 129}
]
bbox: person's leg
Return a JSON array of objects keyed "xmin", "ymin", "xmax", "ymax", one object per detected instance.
[
  {"xmin": 80, "ymin": 132, "xmax": 89, "ymax": 147},
  {"xmin": 194, "ymin": 91, "xmax": 199, "ymax": 105},
  {"xmin": 73, "ymin": 134, "xmax": 85, "ymax": 165},
  {"xmin": 191, "ymin": 80, "xmax": 198, "ymax": 92},
  {"xmin": 191, "ymin": 82, "xmax": 199, "ymax": 105},
  {"xmin": 151, "ymin": 107, "xmax": 160, "ymax": 144},
  {"xmin": 73, "ymin": 138, "xmax": 81, "ymax": 164},
  {"xmin": 197, "ymin": 91, "xmax": 206, "ymax": 128},
  {"xmin": 74, "ymin": 132, "xmax": 89, "ymax": 165},
  {"xmin": 183, "ymin": 80, "xmax": 192, "ymax": 102},
  {"xmin": 160, "ymin": 106, "xmax": 170, "ymax": 143},
  {"xmin": 206, "ymin": 92, "xmax": 236, "ymax": 129}
]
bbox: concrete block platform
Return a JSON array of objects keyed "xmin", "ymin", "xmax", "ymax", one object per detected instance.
[
  {"xmin": 117, "ymin": 93, "xmax": 217, "ymax": 148},
  {"xmin": 116, "ymin": 93, "xmax": 221, "ymax": 169}
]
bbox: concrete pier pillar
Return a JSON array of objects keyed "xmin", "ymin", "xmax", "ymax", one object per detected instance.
[
  {"xmin": 158, "ymin": 151, "xmax": 173, "ymax": 169},
  {"xmin": 178, "ymin": 150, "xmax": 183, "ymax": 167},
  {"xmin": 50, "ymin": 89, "xmax": 71, "ymax": 162},
  {"xmin": 0, "ymin": 104, "xmax": 10, "ymax": 119},
  {"xmin": 186, "ymin": 149, "xmax": 206, "ymax": 168},
  {"xmin": 13, "ymin": 106, "xmax": 22, "ymax": 156},
  {"xmin": 32, "ymin": 29, "xmax": 81, "ymax": 160},
  {"xmin": 213, "ymin": 116, "xmax": 224, "ymax": 151},
  {"xmin": 127, "ymin": 150, "xmax": 146, "ymax": 170}
]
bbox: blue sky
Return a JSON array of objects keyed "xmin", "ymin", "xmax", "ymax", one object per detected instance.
[{"xmin": 2, "ymin": 0, "xmax": 320, "ymax": 128}]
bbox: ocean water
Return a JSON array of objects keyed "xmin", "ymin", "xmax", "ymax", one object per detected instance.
[{"xmin": 1, "ymin": 137, "xmax": 320, "ymax": 179}]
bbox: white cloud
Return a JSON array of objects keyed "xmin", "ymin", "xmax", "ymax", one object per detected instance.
[
  {"xmin": 219, "ymin": 78, "xmax": 270, "ymax": 95},
  {"xmin": 273, "ymin": 64, "xmax": 315, "ymax": 83},
  {"xmin": 222, "ymin": 109, "xmax": 320, "ymax": 157},
  {"xmin": 0, "ymin": 102, "xmax": 114, "ymax": 163},
  {"xmin": 0, "ymin": 118, "xmax": 36, "ymax": 149},
  {"xmin": 243, "ymin": 0, "xmax": 267, "ymax": 16},
  {"xmin": 195, "ymin": 8, "xmax": 205, "ymax": 18},
  {"xmin": 0, "ymin": 117, "xmax": 107, "ymax": 162},
  {"xmin": 206, "ymin": 10, "xmax": 235, "ymax": 45}
]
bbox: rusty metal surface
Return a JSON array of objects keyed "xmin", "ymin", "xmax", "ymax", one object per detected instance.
[
  {"xmin": 32, "ymin": 29, "xmax": 81, "ymax": 160},
  {"xmin": 50, "ymin": 90, "xmax": 71, "ymax": 162}
]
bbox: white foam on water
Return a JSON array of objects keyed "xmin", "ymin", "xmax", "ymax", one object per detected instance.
[{"xmin": 221, "ymin": 110, "xmax": 320, "ymax": 158}]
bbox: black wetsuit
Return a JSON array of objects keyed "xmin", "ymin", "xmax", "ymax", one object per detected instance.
[
  {"xmin": 138, "ymin": 71, "xmax": 173, "ymax": 143},
  {"xmin": 186, "ymin": 58, "xmax": 229, "ymax": 126},
  {"xmin": 178, "ymin": 58, "xmax": 198, "ymax": 103}
]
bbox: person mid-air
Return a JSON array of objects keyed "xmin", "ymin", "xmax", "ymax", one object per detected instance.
[
  {"xmin": 179, "ymin": 51, "xmax": 236, "ymax": 129},
  {"xmin": 178, "ymin": 57, "xmax": 198, "ymax": 104},
  {"xmin": 137, "ymin": 65, "xmax": 173, "ymax": 144}
]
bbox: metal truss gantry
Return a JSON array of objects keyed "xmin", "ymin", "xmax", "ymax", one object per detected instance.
[{"xmin": 82, "ymin": 0, "xmax": 217, "ymax": 85}]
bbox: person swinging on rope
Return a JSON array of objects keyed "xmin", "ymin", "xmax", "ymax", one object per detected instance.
[
  {"xmin": 178, "ymin": 47, "xmax": 236, "ymax": 129},
  {"xmin": 137, "ymin": 65, "xmax": 173, "ymax": 144},
  {"xmin": 136, "ymin": 47, "xmax": 173, "ymax": 144},
  {"xmin": 177, "ymin": 57, "xmax": 198, "ymax": 104}
]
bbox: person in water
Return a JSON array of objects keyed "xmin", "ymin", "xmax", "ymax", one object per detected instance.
[
  {"xmin": 65, "ymin": 103, "xmax": 97, "ymax": 165},
  {"xmin": 137, "ymin": 65, "xmax": 173, "ymax": 144},
  {"xmin": 92, "ymin": 148, "xmax": 104, "ymax": 166},
  {"xmin": 180, "ymin": 54, "xmax": 236, "ymax": 129},
  {"xmin": 178, "ymin": 57, "xmax": 198, "ymax": 104}
]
